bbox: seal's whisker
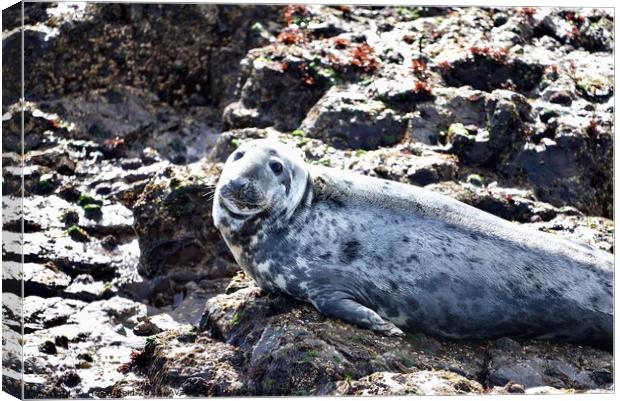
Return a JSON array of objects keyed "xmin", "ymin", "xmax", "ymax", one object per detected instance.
[{"xmin": 201, "ymin": 189, "xmax": 216, "ymax": 198}]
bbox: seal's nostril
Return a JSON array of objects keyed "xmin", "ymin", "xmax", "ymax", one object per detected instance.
[{"xmin": 227, "ymin": 177, "xmax": 249, "ymax": 196}]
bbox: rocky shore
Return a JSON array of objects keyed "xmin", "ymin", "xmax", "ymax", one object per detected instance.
[{"xmin": 2, "ymin": 3, "xmax": 614, "ymax": 397}]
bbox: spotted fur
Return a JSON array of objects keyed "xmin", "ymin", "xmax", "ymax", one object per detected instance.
[{"xmin": 213, "ymin": 139, "xmax": 613, "ymax": 344}]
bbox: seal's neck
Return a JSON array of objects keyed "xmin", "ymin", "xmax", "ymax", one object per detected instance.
[{"xmin": 283, "ymin": 174, "xmax": 314, "ymax": 223}]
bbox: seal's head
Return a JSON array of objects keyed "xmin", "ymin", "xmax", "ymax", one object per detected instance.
[{"xmin": 213, "ymin": 139, "xmax": 309, "ymax": 229}]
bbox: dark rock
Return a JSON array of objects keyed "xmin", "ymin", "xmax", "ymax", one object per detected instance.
[
  {"xmin": 504, "ymin": 381, "xmax": 526, "ymax": 393},
  {"xmin": 21, "ymin": 296, "xmax": 150, "ymax": 397},
  {"xmin": 508, "ymin": 129, "xmax": 612, "ymax": 218},
  {"xmin": 485, "ymin": 90, "xmax": 532, "ymax": 157},
  {"xmin": 440, "ymin": 52, "xmax": 545, "ymax": 94},
  {"xmin": 425, "ymin": 181, "xmax": 560, "ymax": 223},
  {"xmin": 548, "ymin": 91, "xmax": 573, "ymax": 105},
  {"xmin": 58, "ymin": 185, "xmax": 82, "ymax": 203},
  {"xmin": 59, "ymin": 371, "xmax": 81, "ymax": 387},
  {"xmin": 4, "ymin": 29, "xmax": 52, "ymax": 106},
  {"xmin": 39, "ymin": 341, "xmax": 58, "ymax": 355},
  {"xmin": 493, "ymin": 13, "xmax": 509, "ymax": 27},
  {"xmin": 2, "ymin": 1, "xmax": 51, "ymax": 31},
  {"xmin": 61, "ymin": 209, "xmax": 80, "ymax": 227},
  {"xmin": 63, "ymin": 274, "xmax": 108, "ymax": 302},
  {"xmin": 84, "ymin": 204, "xmax": 103, "ymax": 220},
  {"xmin": 132, "ymin": 163, "xmax": 236, "ymax": 288},
  {"xmin": 23, "ymin": 262, "xmax": 72, "ymax": 297},
  {"xmin": 21, "ymin": 4, "xmax": 284, "ymax": 109},
  {"xmin": 55, "ymin": 336, "xmax": 70, "ymax": 349},
  {"xmin": 121, "ymin": 158, "xmax": 143, "ymax": 170},
  {"xmin": 24, "ymin": 297, "xmax": 87, "ymax": 333},
  {"xmin": 407, "ymin": 87, "xmax": 487, "ymax": 145},
  {"xmin": 133, "ymin": 317, "xmax": 163, "ymax": 336},
  {"xmin": 299, "ymin": 86, "xmax": 408, "ymax": 150},
  {"xmin": 539, "ymin": 108, "xmax": 560, "ymax": 123},
  {"xmin": 194, "ymin": 284, "xmax": 488, "ymax": 395},
  {"xmin": 101, "ymin": 235, "xmax": 118, "ymax": 250},
  {"xmin": 449, "ymin": 129, "xmax": 494, "ymax": 166},
  {"xmin": 223, "ymin": 49, "xmax": 333, "ymax": 131},
  {"xmin": 55, "ymin": 155, "xmax": 77, "ymax": 176},
  {"xmin": 68, "ymin": 225, "xmax": 90, "ymax": 242},
  {"xmin": 486, "ymin": 340, "xmax": 611, "ymax": 390},
  {"xmin": 527, "ymin": 213, "xmax": 613, "ymax": 254},
  {"xmin": 494, "ymin": 337, "xmax": 522, "ymax": 353}
]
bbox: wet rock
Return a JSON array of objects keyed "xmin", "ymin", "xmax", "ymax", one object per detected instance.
[
  {"xmin": 4, "ymin": 228, "xmax": 118, "ymax": 282},
  {"xmin": 332, "ymin": 370, "xmax": 483, "ymax": 395},
  {"xmin": 120, "ymin": 158, "xmax": 143, "ymax": 170},
  {"xmin": 425, "ymin": 181, "xmax": 560, "ymax": 223},
  {"xmin": 39, "ymin": 341, "xmax": 58, "ymax": 355},
  {"xmin": 68, "ymin": 225, "xmax": 90, "ymax": 242},
  {"xmin": 440, "ymin": 48, "xmax": 545, "ymax": 94},
  {"xmin": 548, "ymin": 90, "xmax": 573, "ymax": 106},
  {"xmin": 41, "ymin": 87, "xmax": 221, "ymax": 163},
  {"xmin": 133, "ymin": 317, "xmax": 163, "ymax": 336},
  {"xmin": 533, "ymin": 9, "xmax": 614, "ymax": 53},
  {"xmin": 407, "ymin": 87, "xmax": 487, "ymax": 145},
  {"xmin": 22, "ymin": 4, "xmax": 284, "ymax": 109},
  {"xmin": 24, "ymin": 297, "xmax": 87, "ymax": 333},
  {"xmin": 466, "ymin": 173, "xmax": 484, "ymax": 187},
  {"xmin": 486, "ymin": 340, "xmax": 612, "ymax": 390},
  {"xmin": 494, "ymin": 337, "xmax": 522, "ymax": 353},
  {"xmin": 442, "ymin": 84, "xmax": 611, "ymax": 217},
  {"xmin": 528, "ymin": 214, "xmax": 614, "ymax": 253},
  {"xmin": 23, "ymin": 296, "xmax": 150, "ymax": 397},
  {"xmin": 223, "ymin": 48, "xmax": 333, "ymax": 131},
  {"xmin": 193, "ymin": 285, "xmax": 489, "ymax": 395},
  {"xmin": 55, "ymin": 155, "xmax": 77, "ymax": 176},
  {"xmin": 299, "ymin": 86, "xmax": 408, "ymax": 150},
  {"xmin": 351, "ymin": 147, "xmax": 458, "ymax": 186},
  {"xmin": 508, "ymin": 127, "xmax": 612, "ymax": 217},
  {"xmin": 59, "ymin": 371, "xmax": 82, "ymax": 387},
  {"xmin": 225, "ymin": 271, "xmax": 257, "ymax": 294},
  {"xmin": 125, "ymin": 331, "xmax": 246, "ymax": 397},
  {"xmin": 101, "ymin": 235, "xmax": 118, "ymax": 250},
  {"xmin": 84, "ymin": 204, "xmax": 103, "ymax": 220},
  {"xmin": 23, "ymin": 262, "xmax": 72, "ymax": 296},
  {"xmin": 577, "ymin": 16, "xmax": 614, "ymax": 52},
  {"xmin": 166, "ymin": 278, "xmax": 232, "ymax": 326},
  {"xmin": 1, "ymin": 105, "xmax": 61, "ymax": 153},
  {"xmin": 247, "ymin": 21, "xmax": 275, "ymax": 49},
  {"xmin": 485, "ymin": 90, "xmax": 532, "ymax": 157},
  {"xmin": 63, "ymin": 274, "xmax": 110, "ymax": 302},
  {"xmin": 132, "ymin": 162, "xmax": 237, "ymax": 300},
  {"xmin": 79, "ymin": 203, "xmax": 134, "ymax": 237},
  {"xmin": 136, "ymin": 283, "xmax": 611, "ymax": 395},
  {"xmin": 3, "ymin": 28, "xmax": 52, "ymax": 106},
  {"xmin": 2, "ymin": 1, "xmax": 52, "ymax": 31}
]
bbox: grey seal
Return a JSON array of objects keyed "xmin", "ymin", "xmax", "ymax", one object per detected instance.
[{"xmin": 213, "ymin": 139, "xmax": 613, "ymax": 344}]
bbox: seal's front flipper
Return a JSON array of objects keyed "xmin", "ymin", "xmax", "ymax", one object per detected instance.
[{"xmin": 311, "ymin": 295, "xmax": 404, "ymax": 337}]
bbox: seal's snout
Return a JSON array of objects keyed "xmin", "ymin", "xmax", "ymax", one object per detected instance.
[
  {"xmin": 221, "ymin": 176, "xmax": 264, "ymax": 212},
  {"xmin": 226, "ymin": 177, "xmax": 250, "ymax": 198}
]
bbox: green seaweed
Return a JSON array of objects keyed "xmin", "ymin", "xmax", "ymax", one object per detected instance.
[
  {"xmin": 67, "ymin": 225, "xmax": 90, "ymax": 242},
  {"xmin": 77, "ymin": 194, "xmax": 103, "ymax": 208}
]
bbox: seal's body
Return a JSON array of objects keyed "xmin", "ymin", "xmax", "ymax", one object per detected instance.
[{"xmin": 213, "ymin": 139, "xmax": 613, "ymax": 344}]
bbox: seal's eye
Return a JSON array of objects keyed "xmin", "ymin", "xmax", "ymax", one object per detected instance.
[
  {"xmin": 233, "ymin": 151, "xmax": 244, "ymax": 161},
  {"xmin": 269, "ymin": 160, "xmax": 283, "ymax": 175}
]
